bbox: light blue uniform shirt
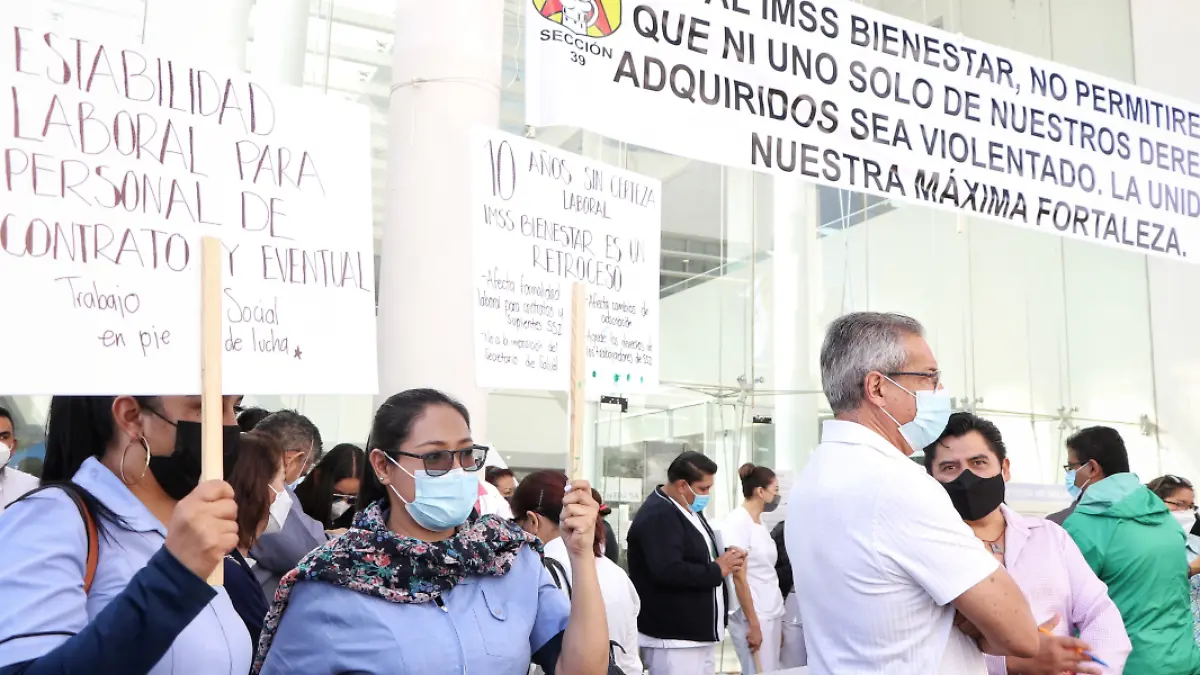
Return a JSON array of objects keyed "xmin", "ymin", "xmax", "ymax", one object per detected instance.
[
  {"xmin": 261, "ymin": 546, "xmax": 571, "ymax": 674},
  {"xmin": 0, "ymin": 457, "xmax": 252, "ymax": 673}
]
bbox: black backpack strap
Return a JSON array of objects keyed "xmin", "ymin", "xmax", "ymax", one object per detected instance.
[
  {"xmin": 607, "ymin": 639, "xmax": 629, "ymax": 674},
  {"xmin": 543, "ymin": 557, "xmax": 572, "ymax": 597}
]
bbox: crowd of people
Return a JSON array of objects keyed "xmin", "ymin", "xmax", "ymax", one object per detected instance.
[{"xmin": 0, "ymin": 311, "xmax": 1199, "ymax": 674}]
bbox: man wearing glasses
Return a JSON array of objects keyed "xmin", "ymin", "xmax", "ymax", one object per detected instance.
[
  {"xmin": 786, "ymin": 312, "xmax": 1038, "ymax": 675},
  {"xmin": 1058, "ymin": 426, "xmax": 1200, "ymax": 674}
]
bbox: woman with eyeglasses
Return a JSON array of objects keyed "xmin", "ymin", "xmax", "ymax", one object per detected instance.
[
  {"xmin": 1148, "ymin": 474, "xmax": 1200, "ymax": 647},
  {"xmin": 292, "ymin": 443, "xmax": 364, "ymax": 532},
  {"xmin": 254, "ymin": 389, "xmax": 610, "ymax": 675}
]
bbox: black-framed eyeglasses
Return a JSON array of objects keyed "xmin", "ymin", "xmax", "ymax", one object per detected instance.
[
  {"xmin": 886, "ymin": 370, "xmax": 942, "ymax": 389},
  {"xmin": 1165, "ymin": 499, "xmax": 1199, "ymax": 513},
  {"xmin": 393, "ymin": 445, "xmax": 489, "ymax": 477},
  {"xmin": 1063, "ymin": 462, "xmax": 1082, "ymax": 472}
]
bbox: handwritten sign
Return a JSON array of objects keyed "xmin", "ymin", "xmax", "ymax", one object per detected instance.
[
  {"xmin": 0, "ymin": 22, "xmax": 377, "ymax": 395},
  {"xmin": 471, "ymin": 128, "xmax": 661, "ymax": 392}
]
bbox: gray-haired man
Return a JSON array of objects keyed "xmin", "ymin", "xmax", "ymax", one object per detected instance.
[
  {"xmin": 249, "ymin": 410, "xmax": 327, "ymax": 597},
  {"xmin": 784, "ymin": 312, "xmax": 1038, "ymax": 675}
]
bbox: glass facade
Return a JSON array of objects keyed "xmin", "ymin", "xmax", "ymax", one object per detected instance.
[{"xmin": 6, "ymin": 0, "xmax": 1200, "ymax": 538}]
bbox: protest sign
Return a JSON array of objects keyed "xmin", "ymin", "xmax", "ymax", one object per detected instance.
[
  {"xmin": 0, "ymin": 21, "xmax": 378, "ymax": 395},
  {"xmin": 527, "ymin": 0, "xmax": 1200, "ymax": 262},
  {"xmin": 471, "ymin": 128, "xmax": 661, "ymax": 392}
]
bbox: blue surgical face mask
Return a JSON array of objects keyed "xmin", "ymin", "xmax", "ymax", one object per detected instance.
[
  {"xmin": 1065, "ymin": 466, "xmax": 1092, "ymax": 500},
  {"xmin": 384, "ymin": 454, "xmax": 479, "ymax": 531},
  {"xmin": 1064, "ymin": 470, "xmax": 1080, "ymax": 498},
  {"xmin": 879, "ymin": 376, "xmax": 952, "ymax": 454},
  {"xmin": 685, "ymin": 482, "xmax": 710, "ymax": 513}
]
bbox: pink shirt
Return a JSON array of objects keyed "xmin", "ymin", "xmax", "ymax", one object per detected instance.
[{"xmin": 985, "ymin": 505, "xmax": 1131, "ymax": 675}]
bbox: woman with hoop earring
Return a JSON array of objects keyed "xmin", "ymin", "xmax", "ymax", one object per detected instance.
[{"xmin": 0, "ymin": 395, "xmax": 252, "ymax": 674}]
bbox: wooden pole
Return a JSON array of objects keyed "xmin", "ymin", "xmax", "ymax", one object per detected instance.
[
  {"xmin": 200, "ymin": 236, "xmax": 225, "ymax": 586},
  {"xmin": 568, "ymin": 282, "xmax": 587, "ymax": 480}
]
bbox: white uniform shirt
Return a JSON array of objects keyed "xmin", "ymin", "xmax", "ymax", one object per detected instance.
[
  {"xmin": 785, "ymin": 421, "xmax": 997, "ymax": 675},
  {"xmin": 0, "ymin": 467, "xmax": 40, "ymax": 511},
  {"xmin": 638, "ymin": 489, "xmax": 724, "ymax": 649},
  {"xmin": 543, "ymin": 537, "xmax": 643, "ymax": 675},
  {"xmin": 721, "ymin": 505, "xmax": 785, "ymax": 621}
]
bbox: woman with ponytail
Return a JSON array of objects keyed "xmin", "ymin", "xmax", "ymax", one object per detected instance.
[
  {"xmin": 720, "ymin": 463, "xmax": 784, "ymax": 674},
  {"xmin": 512, "ymin": 469, "xmax": 642, "ymax": 675}
]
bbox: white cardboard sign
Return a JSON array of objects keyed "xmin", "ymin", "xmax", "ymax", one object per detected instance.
[
  {"xmin": 471, "ymin": 128, "xmax": 661, "ymax": 392},
  {"xmin": 0, "ymin": 21, "xmax": 378, "ymax": 395},
  {"xmin": 526, "ymin": 0, "xmax": 1200, "ymax": 262}
]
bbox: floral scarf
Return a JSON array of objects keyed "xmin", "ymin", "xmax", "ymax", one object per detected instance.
[{"xmin": 251, "ymin": 500, "xmax": 542, "ymax": 673}]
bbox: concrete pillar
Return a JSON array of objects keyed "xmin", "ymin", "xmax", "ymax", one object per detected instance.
[
  {"xmin": 376, "ymin": 0, "xmax": 505, "ymax": 438},
  {"xmin": 250, "ymin": 0, "xmax": 310, "ymax": 85},
  {"xmin": 771, "ymin": 179, "xmax": 821, "ymax": 473}
]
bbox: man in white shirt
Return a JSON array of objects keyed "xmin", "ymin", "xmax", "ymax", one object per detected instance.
[
  {"xmin": 0, "ymin": 406, "xmax": 38, "ymax": 511},
  {"xmin": 785, "ymin": 312, "xmax": 1038, "ymax": 674}
]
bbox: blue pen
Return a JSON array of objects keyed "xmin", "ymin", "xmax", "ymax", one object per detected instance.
[{"xmin": 1042, "ymin": 623, "xmax": 1109, "ymax": 669}]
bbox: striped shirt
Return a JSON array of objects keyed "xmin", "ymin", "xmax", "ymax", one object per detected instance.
[{"xmin": 985, "ymin": 505, "xmax": 1130, "ymax": 675}]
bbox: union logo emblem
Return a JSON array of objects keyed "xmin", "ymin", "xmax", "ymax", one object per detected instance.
[{"xmin": 532, "ymin": 0, "xmax": 622, "ymax": 38}]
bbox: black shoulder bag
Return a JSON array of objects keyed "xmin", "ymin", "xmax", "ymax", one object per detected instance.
[{"xmin": 542, "ymin": 557, "xmax": 629, "ymax": 675}]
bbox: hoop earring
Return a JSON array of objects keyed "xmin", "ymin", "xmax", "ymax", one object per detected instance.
[{"xmin": 120, "ymin": 438, "xmax": 152, "ymax": 485}]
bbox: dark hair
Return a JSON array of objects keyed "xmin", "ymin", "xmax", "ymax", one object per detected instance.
[
  {"xmin": 228, "ymin": 431, "xmax": 285, "ymax": 549},
  {"xmin": 255, "ymin": 410, "xmax": 323, "ymax": 459},
  {"xmin": 1067, "ymin": 426, "xmax": 1130, "ymax": 476},
  {"xmin": 294, "ymin": 443, "xmax": 365, "ymax": 529},
  {"xmin": 0, "ymin": 405, "xmax": 12, "ymax": 472},
  {"xmin": 511, "ymin": 469, "xmax": 604, "ymax": 558},
  {"xmin": 592, "ymin": 487, "xmax": 611, "ymax": 516},
  {"xmin": 738, "ymin": 463, "xmax": 776, "ymax": 499},
  {"xmin": 237, "ymin": 406, "xmax": 271, "ymax": 432},
  {"xmin": 485, "ymin": 466, "xmax": 515, "ymax": 487},
  {"xmin": 667, "ymin": 450, "xmax": 718, "ymax": 484},
  {"xmin": 38, "ymin": 396, "xmax": 158, "ymax": 537},
  {"xmin": 358, "ymin": 389, "xmax": 471, "ymax": 511},
  {"xmin": 1147, "ymin": 474, "xmax": 1194, "ymax": 501},
  {"xmin": 923, "ymin": 412, "xmax": 1008, "ymax": 473}
]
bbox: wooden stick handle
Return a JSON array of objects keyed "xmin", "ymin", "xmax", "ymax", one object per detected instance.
[
  {"xmin": 200, "ymin": 237, "xmax": 224, "ymax": 586},
  {"xmin": 568, "ymin": 282, "xmax": 587, "ymax": 480}
]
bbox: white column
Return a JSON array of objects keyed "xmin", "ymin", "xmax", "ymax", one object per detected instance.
[
  {"xmin": 377, "ymin": 0, "xmax": 505, "ymax": 438},
  {"xmin": 250, "ymin": 0, "xmax": 310, "ymax": 85},
  {"xmin": 771, "ymin": 179, "xmax": 820, "ymax": 473},
  {"xmin": 144, "ymin": 0, "xmax": 251, "ymax": 71},
  {"xmin": 713, "ymin": 168, "xmax": 756, "ymax": 518}
]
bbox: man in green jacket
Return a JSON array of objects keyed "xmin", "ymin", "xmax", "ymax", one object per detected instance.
[{"xmin": 1061, "ymin": 426, "xmax": 1200, "ymax": 675}]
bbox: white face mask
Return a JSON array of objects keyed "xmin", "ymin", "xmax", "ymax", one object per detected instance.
[
  {"xmin": 264, "ymin": 485, "xmax": 293, "ymax": 535},
  {"xmin": 0, "ymin": 445, "xmax": 10, "ymax": 468},
  {"xmin": 330, "ymin": 499, "xmax": 352, "ymax": 521},
  {"xmin": 1172, "ymin": 509, "xmax": 1195, "ymax": 532}
]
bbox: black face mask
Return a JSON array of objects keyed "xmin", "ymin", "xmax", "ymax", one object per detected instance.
[
  {"xmin": 942, "ymin": 470, "xmax": 1005, "ymax": 522},
  {"xmin": 762, "ymin": 493, "xmax": 781, "ymax": 513},
  {"xmin": 146, "ymin": 415, "xmax": 241, "ymax": 501}
]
